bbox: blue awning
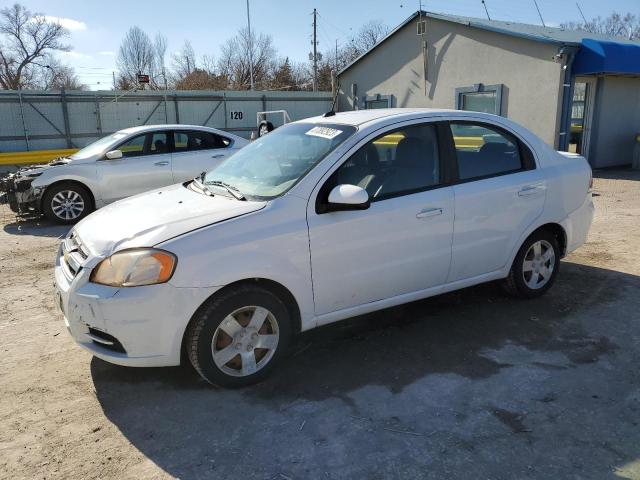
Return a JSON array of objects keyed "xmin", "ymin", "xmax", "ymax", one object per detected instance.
[{"xmin": 573, "ymin": 38, "xmax": 640, "ymax": 75}]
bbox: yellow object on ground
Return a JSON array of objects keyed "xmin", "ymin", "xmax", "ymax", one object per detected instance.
[{"xmin": 0, "ymin": 149, "xmax": 79, "ymax": 166}]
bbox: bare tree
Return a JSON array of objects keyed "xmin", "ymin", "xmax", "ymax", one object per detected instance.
[
  {"xmin": 35, "ymin": 55, "xmax": 85, "ymax": 90},
  {"xmin": 343, "ymin": 20, "xmax": 390, "ymax": 61},
  {"xmin": 154, "ymin": 33, "xmax": 168, "ymax": 89},
  {"xmin": 116, "ymin": 26, "xmax": 159, "ymax": 89},
  {"xmin": 561, "ymin": 11, "xmax": 640, "ymax": 40},
  {"xmin": 0, "ymin": 3, "xmax": 70, "ymax": 89},
  {"xmin": 218, "ymin": 27, "xmax": 276, "ymax": 90},
  {"xmin": 170, "ymin": 40, "xmax": 196, "ymax": 84}
]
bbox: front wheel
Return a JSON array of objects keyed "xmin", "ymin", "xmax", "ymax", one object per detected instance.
[
  {"xmin": 503, "ymin": 230, "xmax": 560, "ymax": 298},
  {"xmin": 42, "ymin": 183, "xmax": 93, "ymax": 224},
  {"xmin": 185, "ymin": 285, "xmax": 292, "ymax": 387}
]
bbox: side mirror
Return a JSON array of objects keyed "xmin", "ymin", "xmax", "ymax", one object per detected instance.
[
  {"xmin": 105, "ymin": 150, "xmax": 123, "ymax": 160},
  {"xmin": 326, "ymin": 184, "xmax": 370, "ymax": 212}
]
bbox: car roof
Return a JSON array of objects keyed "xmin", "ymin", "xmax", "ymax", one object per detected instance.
[
  {"xmin": 299, "ymin": 108, "xmax": 502, "ymax": 128},
  {"xmin": 117, "ymin": 124, "xmax": 236, "ymax": 136}
]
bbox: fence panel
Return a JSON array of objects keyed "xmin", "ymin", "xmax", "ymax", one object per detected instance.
[{"xmin": 0, "ymin": 89, "xmax": 333, "ymax": 153}]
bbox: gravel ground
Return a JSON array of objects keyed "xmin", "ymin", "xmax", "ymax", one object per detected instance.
[{"xmin": 1, "ymin": 169, "xmax": 639, "ymax": 480}]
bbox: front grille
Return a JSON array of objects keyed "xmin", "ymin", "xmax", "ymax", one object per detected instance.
[
  {"xmin": 87, "ymin": 327, "xmax": 127, "ymax": 354},
  {"xmin": 60, "ymin": 232, "xmax": 88, "ymax": 279}
]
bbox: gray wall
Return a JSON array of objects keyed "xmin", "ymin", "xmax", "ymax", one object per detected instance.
[
  {"xmin": 0, "ymin": 90, "xmax": 333, "ymax": 153},
  {"xmin": 589, "ymin": 76, "xmax": 640, "ymax": 168},
  {"xmin": 338, "ymin": 17, "xmax": 565, "ymax": 147}
]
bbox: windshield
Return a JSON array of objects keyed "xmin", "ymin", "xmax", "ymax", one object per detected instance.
[
  {"xmin": 70, "ymin": 132, "xmax": 128, "ymax": 160},
  {"xmin": 203, "ymin": 123, "xmax": 356, "ymax": 199}
]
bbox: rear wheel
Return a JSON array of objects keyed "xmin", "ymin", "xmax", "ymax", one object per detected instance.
[
  {"xmin": 185, "ymin": 285, "xmax": 292, "ymax": 387},
  {"xmin": 42, "ymin": 183, "xmax": 93, "ymax": 224},
  {"xmin": 503, "ymin": 230, "xmax": 560, "ymax": 298}
]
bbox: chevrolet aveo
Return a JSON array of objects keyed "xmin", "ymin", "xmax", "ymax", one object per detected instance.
[{"xmin": 55, "ymin": 109, "xmax": 594, "ymax": 387}]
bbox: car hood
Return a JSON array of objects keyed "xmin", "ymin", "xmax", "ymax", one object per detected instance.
[{"xmin": 74, "ymin": 183, "xmax": 266, "ymax": 256}]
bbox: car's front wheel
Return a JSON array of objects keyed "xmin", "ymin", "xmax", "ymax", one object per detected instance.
[
  {"xmin": 185, "ymin": 285, "xmax": 292, "ymax": 387},
  {"xmin": 42, "ymin": 182, "xmax": 93, "ymax": 224},
  {"xmin": 503, "ymin": 229, "xmax": 561, "ymax": 298}
]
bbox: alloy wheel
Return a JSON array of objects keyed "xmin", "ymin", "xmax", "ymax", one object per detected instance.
[
  {"xmin": 211, "ymin": 306, "xmax": 280, "ymax": 377},
  {"xmin": 51, "ymin": 190, "xmax": 85, "ymax": 221},
  {"xmin": 522, "ymin": 239, "xmax": 555, "ymax": 289}
]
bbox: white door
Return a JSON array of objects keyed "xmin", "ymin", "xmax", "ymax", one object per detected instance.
[
  {"xmin": 307, "ymin": 122, "xmax": 454, "ymax": 316},
  {"xmin": 171, "ymin": 130, "xmax": 236, "ymax": 183},
  {"xmin": 447, "ymin": 121, "xmax": 546, "ymax": 282},
  {"xmin": 96, "ymin": 131, "xmax": 173, "ymax": 204}
]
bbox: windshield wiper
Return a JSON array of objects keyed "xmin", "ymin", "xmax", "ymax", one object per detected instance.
[
  {"xmin": 205, "ymin": 180, "xmax": 246, "ymax": 200},
  {"xmin": 193, "ymin": 173, "xmax": 214, "ymax": 196}
]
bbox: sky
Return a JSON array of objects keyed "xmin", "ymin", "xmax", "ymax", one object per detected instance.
[{"xmin": 9, "ymin": 0, "xmax": 640, "ymax": 89}]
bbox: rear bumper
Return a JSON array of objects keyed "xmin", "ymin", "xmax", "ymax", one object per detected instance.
[{"xmin": 563, "ymin": 193, "xmax": 595, "ymax": 254}]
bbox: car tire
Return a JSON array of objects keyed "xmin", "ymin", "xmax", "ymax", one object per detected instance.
[
  {"xmin": 258, "ymin": 121, "xmax": 274, "ymax": 137},
  {"xmin": 42, "ymin": 182, "xmax": 93, "ymax": 224},
  {"xmin": 503, "ymin": 229, "xmax": 561, "ymax": 299},
  {"xmin": 185, "ymin": 285, "xmax": 293, "ymax": 387}
]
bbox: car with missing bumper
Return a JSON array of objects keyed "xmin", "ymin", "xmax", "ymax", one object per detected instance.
[
  {"xmin": 54, "ymin": 108, "xmax": 594, "ymax": 387},
  {"xmin": 0, "ymin": 125, "xmax": 247, "ymax": 224}
]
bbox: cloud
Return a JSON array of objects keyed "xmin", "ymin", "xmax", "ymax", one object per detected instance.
[
  {"xmin": 98, "ymin": 51, "xmax": 116, "ymax": 56},
  {"xmin": 60, "ymin": 50, "xmax": 93, "ymax": 60},
  {"xmin": 42, "ymin": 15, "xmax": 87, "ymax": 31}
]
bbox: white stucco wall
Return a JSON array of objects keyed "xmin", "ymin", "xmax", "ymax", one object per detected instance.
[{"xmin": 338, "ymin": 17, "xmax": 565, "ymax": 147}]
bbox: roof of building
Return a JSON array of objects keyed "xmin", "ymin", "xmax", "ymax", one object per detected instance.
[{"xmin": 338, "ymin": 10, "xmax": 640, "ymax": 75}]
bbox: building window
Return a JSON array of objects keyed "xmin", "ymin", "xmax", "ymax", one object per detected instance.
[
  {"xmin": 363, "ymin": 94, "xmax": 393, "ymax": 109},
  {"xmin": 455, "ymin": 84, "xmax": 504, "ymax": 115}
]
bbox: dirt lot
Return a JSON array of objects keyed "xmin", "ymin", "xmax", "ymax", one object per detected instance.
[{"xmin": 1, "ymin": 169, "xmax": 639, "ymax": 480}]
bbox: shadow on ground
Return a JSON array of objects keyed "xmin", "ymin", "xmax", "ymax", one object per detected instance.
[
  {"xmin": 90, "ymin": 261, "xmax": 640, "ymax": 479},
  {"xmin": 593, "ymin": 167, "xmax": 640, "ymax": 181},
  {"xmin": 2, "ymin": 215, "xmax": 70, "ymax": 238}
]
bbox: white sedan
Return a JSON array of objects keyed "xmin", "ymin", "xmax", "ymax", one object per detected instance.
[
  {"xmin": 1, "ymin": 125, "xmax": 248, "ymax": 223},
  {"xmin": 54, "ymin": 108, "xmax": 594, "ymax": 387}
]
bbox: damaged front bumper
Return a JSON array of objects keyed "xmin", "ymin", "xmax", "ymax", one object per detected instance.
[{"xmin": 0, "ymin": 168, "xmax": 45, "ymax": 215}]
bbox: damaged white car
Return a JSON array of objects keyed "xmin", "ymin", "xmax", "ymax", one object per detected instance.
[
  {"xmin": 0, "ymin": 125, "xmax": 247, "ymax": 224},
  {"xmin": 55, "ymin": 109, "xmax": 594, "ymax": 387}
]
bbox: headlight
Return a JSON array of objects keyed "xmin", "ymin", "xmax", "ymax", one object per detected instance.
[{"xmin": 90, "ymin": 248, "xmax": 177, "ymax": 287}]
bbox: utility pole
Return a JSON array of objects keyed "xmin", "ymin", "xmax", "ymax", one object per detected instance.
[
  {"xmin": 246, "ymin": 0, "xmax": 255, "ymax": 90},
  {"xmin": 335, "ymin": 39, "xmax": 338, "ymax": 72},
  {"xmin": 112, "ymin": 71, "xmax": 116, "ymax": 89},
  {"xmin": 533, "ymin": 0, "xmax": 546, "ymax": 27},
  {"xmin": 312, "ymin": 8, "xmax": 318, "ymax": 92}
]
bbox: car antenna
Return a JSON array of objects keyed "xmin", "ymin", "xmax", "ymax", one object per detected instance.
[{"xmin": 323, "ymin": 75, "xmax": 339, "ymax": 117}]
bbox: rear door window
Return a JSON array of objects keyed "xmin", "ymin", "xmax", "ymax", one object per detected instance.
[
  {"xmin": 174, "ymin": 131, "xmax": 229, "ymax": 152},
  {"xmin": 449, "ymin": 122, "xmax": 524, "ymax": 180}
]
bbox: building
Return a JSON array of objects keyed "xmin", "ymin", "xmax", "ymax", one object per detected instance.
[{"xmin": 337, "ymin": 11, "xmax": 640, "ymax": 168}]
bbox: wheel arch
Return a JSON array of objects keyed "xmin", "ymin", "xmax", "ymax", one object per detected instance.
[
  {"xmin": 40, "ymin": 179, "xmax": 96, "ymax": 212},
  {"xmin": 179, "ymin": 277, "xmax": 302, "ymax": 363},
  {"xmin": 531, "ymin": 222, "xmax": 567, "ymax": 257}
]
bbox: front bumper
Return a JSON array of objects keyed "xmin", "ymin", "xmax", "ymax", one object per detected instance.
[
  {"xmin": 54, "ymin": 241, "xmax": 221, "ymax": 367},
  {"xmin": 0, "ymin": 172, "xmax": 43, "ymax": 214}
]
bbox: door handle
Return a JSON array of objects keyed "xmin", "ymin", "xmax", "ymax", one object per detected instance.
[
  {"xmin": 211, "ymin": 154, "xmax": 225, "ymax": 159},
  {"xmin": 518, "ymin": 184, "xmax": 545, "ymax": 197},
  {"xmin": 154, "ymin": 161, "xmax": 169, "ymax": 166},
  {"xmin": 416, "ymin": 207, "xmax": 443, "ymax": 219}
]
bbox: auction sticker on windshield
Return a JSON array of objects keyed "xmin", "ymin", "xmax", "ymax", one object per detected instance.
[{"xmin": 305, "ymin": 126, "xmax": 343, "ymax": 140}]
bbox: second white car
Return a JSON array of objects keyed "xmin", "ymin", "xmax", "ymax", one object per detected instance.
[{"xmin": 2, "ymin": 125, "xmax": 248, "ymax": 223}]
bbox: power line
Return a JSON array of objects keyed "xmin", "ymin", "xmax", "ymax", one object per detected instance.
[
  {"xmin": 576, "ymin": 2, "xmax": 588, "ymax": 24},
  {"xmin": 481, "ymin": 0, "xmax": 491, "ymax": 20},
  {"xmin": 532, "ymin": 0, "xmax": 546, "ymax": 27}
]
